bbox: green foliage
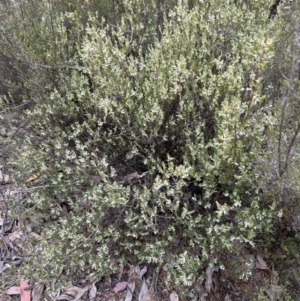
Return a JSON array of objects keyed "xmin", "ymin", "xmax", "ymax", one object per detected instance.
[
  {"xmin": 2, "ymin": 0, "xmax": 298, "ymax": 293},
  {"xmin": 253, "ymin": 2, "xmax": 300, "ymax": 299}
]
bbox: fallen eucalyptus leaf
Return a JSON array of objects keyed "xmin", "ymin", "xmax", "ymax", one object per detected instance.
[
  {"xmin": 20, "ymin": 280, "xmax": 31, "ymax": 301},
  {"xmin": 0, "ymin": 260, "xmax": 5, "ymax": 273},
  {"xmin": 138, "ymin": 278, "xmax": 148, "ymax": 301},
  {"xmin": 213, "ymin": 266, "xmax": 219, "ymax": 272},
  {"xmin": 31, "ymin": 283, "xmax": 45, "ymax": 301},
  {"xmin": 114, "ymin": 282, "xmax": 128, "ymax": 294},
  {"xmin": 124, "ymin": 280, "xmax": 135, "ymax": 301},
  {"xmin": 57, "ymin": 285, "xmax": 88, "ymax": 301},
  {"xmin": 264, "ymin": 289, "xmax": 273, "ymax": 300},
  {"xmin": 169, "ymin": 291, "xmax": 179, "ymax": 301},
  {"xmin": 5, "ymin": 286, "xmax": 21, "ymax": 295},
  {"xmin": 256, "ymin": 254, "xmax": 268, "ymax": 270},
  {"xmin": 89, "ymin": 283, "xmax": 97, "ymax": 301},
  {"xmin": 73, "ymin": 285, "xmax": 89, "ymax": 301},
  {"xmin": 194, "ymin": 278, "xmax": 206, "ymax": 301},
  {"xmin": 26, "ymin": 173, "xmax": 40, "ymax": 182},
  {"xmin": 118, "ymin": 265, "xmax": 124, "ymax": 280},
  {"xmin": 10, "ymin": 257, "xmax": 25, "ymax": 266},
  {"xmin": 139, "ymin": 266, "xmax": 147, "ymax": 279},
  {"xmin": 140, "ymin": 292, "xmax": 152, "ymax": 301},
  {"xmin": 205, "ymin": 266, "xmax": 213, "ymax": 293},
  {"xmin": 200, "ymin": 292, "xmax": 208, "ymax": 301},
  {"xmin": 30, "ymin": 232, "xmax": 42, "ymax": 240},
  {"xmin": 224, "ymin": 294, "xmax": 230, "ymax": 301},
  {"xmin": 2, "ymin": 220, "xmax": 13, "ymax": 233},
  {"xmin": 204, "ymin": 265, "xmax": 220, "ymax": 293}
]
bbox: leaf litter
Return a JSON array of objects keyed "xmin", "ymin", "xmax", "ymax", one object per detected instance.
[
  {"xmin": 57, "ymin": 284, "xmax": 89, "ymax": 301},
  {"xmin": 20, "ymin": 280, "xmax": 31, "ymax": 301},
  {"xmin": 31, "ymin": 283, "xmax": 45, "ymax": 301},
  {"xmin": 169, "ymin": 291, "xmax": 179, "ymax": 301},
  {"xmin": 113, "ymin": 281, "xmax": 128, "ymax": 294},
  {"xmin": 89, "ymin": 283, "xmax": 97, "ymax": 301},
  {"xmin": 256, "ymin": 254, "xmax": 268, "ymax": 270},
  {"xmin": 5, "ymin": 286, "xmax": 21, "ymax": 295}
]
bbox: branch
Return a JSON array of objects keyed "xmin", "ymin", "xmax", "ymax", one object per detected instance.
[{"xmin": 280, "ymin": 121, "xmax": 300, "ymax": 177}]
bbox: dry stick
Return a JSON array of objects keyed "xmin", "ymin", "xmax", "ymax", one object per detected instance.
[
  {"xmin": 280, "ymin": 122, "xmax": 300, "ymax": 177},
  {"xmin": 277, "ymin": 96, "xmax": 288, "ymax": 177},
  {"xmin": 278, "ymin": 60, "xmax": 298, "ymax": 178},
  {"xmin": 0, "ymin": 233, "xmax": 13, "ymax": 254},
  {"xmin": 0, "ymin": 200, "xmax": 8, "ymax": 235},
  {"xmin": 0, "ymin": 28, "xmax": 80, "ymax": 72},
  {"xmin": 48, "ymin": 0, "xmax": 58, "ymax": 65},
  {"xmin": 152, "ymin": 267, "xmax": 159, "ymax": 295}
]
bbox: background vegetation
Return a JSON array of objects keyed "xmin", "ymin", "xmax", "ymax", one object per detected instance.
[{"xmin": 0, "ymin": 0, "xmax": 300, "ymax": 299}]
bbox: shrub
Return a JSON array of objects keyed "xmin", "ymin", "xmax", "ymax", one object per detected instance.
[
  {"xmin": 0, "ymin": 0, "xmax": 287, "ymax": 291},
  {"xmin": 255, "ymin": 1, "xmax": 300, "ymax": 298}
]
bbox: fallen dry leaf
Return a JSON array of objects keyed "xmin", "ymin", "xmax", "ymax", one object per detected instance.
[
  {"xmin": 73, "ymin": 285, "xmax": 89, "ymax": 301},
  {"xmin": 57, "ymin": 285, "xmax": 89, "ymax": 301},
  {"xmin": 19, "ymin": 212, "xmax": 28, "ymax": 230},
  {"xmin": 20, "ymin": 280, "xmax": 31, "ymax": 301},
  {"xmin": 31, "ymin": 283, "xmax": 45, "ymax": 301},
  {"xmin": 114, "ymin": 282, "xmax": 128, "ymax": 294},
  {"xmin": 264, "ymin": 289, "xmax": 273, "ymax": 300},
  {"xmin": 140, "ymin": 291, "xmax": 152, "ymax": 301},
  {"xmin": 10, "ymin": 257, "xmax": 25, "ymax": 267},
  {"xmin": 256, "ymin": 254, "xmax": 268, "ymax": 270},
  {"xmin": 3, "ymin": 186, "xmax": 16, "ymax": 196},
  {"xmin": 138, "ymin": 279, "xmax": 148, "ymax": 301},
  {"xmin": 6, "ymin": 231, "xmax": 21, "ymax": 241},
  {"xmin": 124, "ymin": 280, "xmax": 135, "ymax": 301},
  {"xmin": 169, "ymin": 291, "xmax": 179, "ymax": 301},
  {"xmin": 118, "ymin": 265, "xmax": 124, "ymax": 280},
  {"xmin": 205, "ymin": 266, "xmax": 213, "ymax": 293},
  {"xmin": 89, "ymin": 283, "xmax": 97, "ymax": 301},
  {"xmin": 194, "ymin": 278, "xmax": 207, "ymax": 301},
  {"xmin": 0, "ymin": 170, "xmax": 9, "ymax": 182},
  {"xmin": 57, "ymin": 285, "xmax": 83, "ymax": 301},
  {"xmin": 205, "ymin": 265, "xmax": 219, "ymax": 293},
  {"xmin": 26, "ymin": 173, "xmax": 41, "ymax": 182},
  {"xmin": 224, "ymin": 294, "xmax": 230, "ymax": 301},
  {"xmin": 5, "ymin": 286, "xmax": 21, "ymax": 295},
  {"xmin": 30, "ymin": 232, "xmax": 42, "ymax": 240},
  {"xmin": 2, "ymin": 220, "xmax": 13, "ymax": 233},
  {"xmin": 0, "ymin": 260, "xmax": 5, "ymax": 273},
  {"xmin": 139, "ymin": 266, "xmax": 147, "ymax": 279}
]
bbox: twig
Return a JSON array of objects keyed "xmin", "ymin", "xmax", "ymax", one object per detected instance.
[
  {"xmin": 0, "ymin": 200, "xmax": 8, "ymax": 235},
  {"xmin": 280, "ymin": 122, "xmax": 300, "ymax": 177},
  {"xmin": 6, "ymin": 185, "xmax": 53, "ymax": 196},
  {"xmin": 277, "ymin": 56, "xmax": 300, "ymax": 177},
  {"xmin": 152, "ymin": 267, "xmax": 159, "ymax": 294},
  {"xmin": 0, "ymin": 233, "xmax": 15, "ymax": 253},
  {"xmin": 9, "ymin": 100, "xmax": 33, "ymax": 111}
]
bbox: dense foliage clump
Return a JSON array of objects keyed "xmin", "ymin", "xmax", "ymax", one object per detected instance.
[{"xmin": 1, "ymin": 0, "xmax": 300, "ymax": 298}]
